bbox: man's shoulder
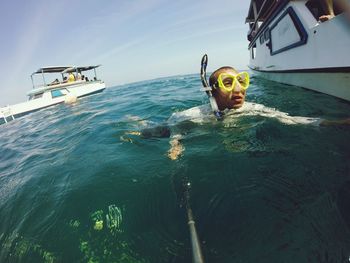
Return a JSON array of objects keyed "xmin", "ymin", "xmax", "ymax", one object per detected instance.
[
  {"xmin": 227, "ymin": 101, "xmax": 264, "ymax": 113},
  {"xmin": 168, "ymin": 104, "xmax": 212, "ymax": 124}
]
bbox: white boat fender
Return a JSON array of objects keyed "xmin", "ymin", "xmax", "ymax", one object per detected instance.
[{"xmin": 65, "ymin": 92, "xmax": 78, "ymax": 104}]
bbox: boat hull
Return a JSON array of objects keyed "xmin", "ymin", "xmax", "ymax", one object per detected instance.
[
  {"xmin": 1, "ymin": 81, "xmax": 106, "ymax": 124},
  {"xmin": 251, "ymin": 69, "xmax": 350, "ymax": 101},
  {"xmin": 247, "ymin": 1, "xmax": 350, "ymax": 101}
]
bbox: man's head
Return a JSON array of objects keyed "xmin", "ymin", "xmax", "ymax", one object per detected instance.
[{"xmin": 209, "ymin": 67, "xmax": 248, "ymax": 111}]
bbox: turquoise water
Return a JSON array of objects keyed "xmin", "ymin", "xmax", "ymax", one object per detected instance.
[{"xmin": 0, "ymin": 74, "xmax": 350, "ymax": 263}]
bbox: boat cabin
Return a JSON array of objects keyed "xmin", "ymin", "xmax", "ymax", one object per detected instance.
[
  {"xmin": 29, "ymin": 65, "xmax": 102, "ymax": 100},
  {"xmin": 246, "ymin": 0, "xmax": 347, "ymax": 42},
  {"xmin": 245, "ymin": 0, "xmax": 350, "ymax": 101}
]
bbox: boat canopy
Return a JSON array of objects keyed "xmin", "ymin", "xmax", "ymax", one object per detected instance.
[
  {"xmin": 31, "ymin": 65, "xmax": 101, "ymax": 76},
  {"xmin": 30, "ymin": 65, "xmax": 102, "ymax": 89},
  {"xmin": 62, "ymin": 65, "xmax": 101, "ymax": 74},
  {"xmin": 246, "ymin": 0, "xmax": 282, "ymax": 23}
]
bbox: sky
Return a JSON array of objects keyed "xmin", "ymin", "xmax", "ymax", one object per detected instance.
[{"xmin": 0, "ymin": 0, "xmax": 251, "ymax": 106}]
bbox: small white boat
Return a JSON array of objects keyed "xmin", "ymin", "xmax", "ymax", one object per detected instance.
[
  {"xmin": 246, "ymin": 0, "xmax": 350, "ymax": 101},
  {"xmin": 0, "ymin": 65, "xmax": 106, "ymax": 124}
]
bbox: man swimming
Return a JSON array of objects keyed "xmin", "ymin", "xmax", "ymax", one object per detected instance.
[{"xmin": 122, "ymin": 55, "xmax": 349, "ymax": 160}]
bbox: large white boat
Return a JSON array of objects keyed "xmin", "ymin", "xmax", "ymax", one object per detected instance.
[
  {"xmin": 246, "ymin": 0, "xmax": 350, "ymax": 101},
  {"xmin": 0, "ymin": 65, "xmax": 105, "ymax": 124}
]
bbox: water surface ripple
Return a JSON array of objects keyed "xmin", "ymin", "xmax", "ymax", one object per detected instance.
[{"xmin": 0, "ymin": 74, "xmax": 350, "ymax": 262}]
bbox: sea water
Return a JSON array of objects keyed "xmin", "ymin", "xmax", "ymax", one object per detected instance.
[{"xmin": 0, "ymin": 74, "xmax": 349, "ymax": 263}]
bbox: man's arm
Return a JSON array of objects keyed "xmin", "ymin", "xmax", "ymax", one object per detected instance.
[
  {"xmin": 168, "ymin": 135, "xmax": 184, "ymax": 160},
  {"xmin": 319, "ymin": 118, "xmax": 350, "ymax": 126}
]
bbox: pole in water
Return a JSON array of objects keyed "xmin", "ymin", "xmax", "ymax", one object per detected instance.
[{"xmin": 183, "ymin": 180, "xmax": 205, "ymax": 263}]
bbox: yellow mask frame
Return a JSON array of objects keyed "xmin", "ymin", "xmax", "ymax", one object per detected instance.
[{"xmin": 217, "ymin": 72, "xmax": 250, "ymax": 92}]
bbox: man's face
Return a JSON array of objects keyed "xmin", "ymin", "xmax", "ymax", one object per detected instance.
[{"xmin": 213, "ymin": 69, "xmax": 247, "ymax": 110}]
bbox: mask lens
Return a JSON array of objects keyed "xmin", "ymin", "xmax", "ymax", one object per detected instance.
[
  {"xmin": 236, "ymin": 72, "xmax": 250, "ymax": 90},
  {"xmin": 218, "ymin": 73, "xmax": 236, "ymax": 92},
  {"xmin": 222, "ymin": 75, "xmax": 234, "ymax": 88}
]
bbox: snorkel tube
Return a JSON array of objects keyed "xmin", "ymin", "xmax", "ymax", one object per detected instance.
[{"xmin": 200, "ymin": 54, "xmax": 223, "ymax": 119}]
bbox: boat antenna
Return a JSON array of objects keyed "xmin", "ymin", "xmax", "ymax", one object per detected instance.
[{"xmin": 200, "ymin": 54, "xmax": 223, "ymax": 120}]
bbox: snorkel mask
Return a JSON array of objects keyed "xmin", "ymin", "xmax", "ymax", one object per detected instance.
[
  {"xmin": 215, "ymin": 72, "xmax": 250, "ymax": 92},
  {"xmin": 200, "ymin": 54, "xmax": 223, "ymax": 119}
]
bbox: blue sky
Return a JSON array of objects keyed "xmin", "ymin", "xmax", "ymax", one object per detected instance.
[{"xmin": 0, "ymin": 0, "xmax": 251, "ymax": 105}]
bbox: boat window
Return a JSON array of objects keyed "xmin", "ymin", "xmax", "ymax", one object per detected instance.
[
  {"xmin": 269, "ymin": 7, "xmax": 308, "ymax": 56},
  {"xmin": 306, "ymin": 0, "xmax": 342, "ymax": 20},
  {"xmin": 306, "ymin": 0, "xmax": 323, "ymax": 19},
  {"xmin": 30, "ymin": 93, "xmax": 44, "ymax": 100},
  {"xmin": 51, "ymin": 89, "xmax": 69, "ymax": 98},
  {"xmin": 264, "ymin": 29, "xmax": 270, "ymax": 41},
  {"xmin": 260, "ymin": 34, "xmax": 265, "ymax": 44},
  {"xmin": 251, "ymin": 43, "xmax": 257, "ymax": 59}
]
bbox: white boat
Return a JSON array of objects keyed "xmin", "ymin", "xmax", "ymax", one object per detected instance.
[
  {"xmin": 0, "ymin": 65, "xmax": 106, "ymax": 124},
  {"xmin": 246, "ymin": 0, "xmax": 350, "ymax": 101}
]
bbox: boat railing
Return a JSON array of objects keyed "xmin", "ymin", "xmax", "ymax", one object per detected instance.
[
  {"xmin": 246, "ymin": 0, "xmax": 283, "ymax": 41},
  {"xmin": 0, "ymin": 106, "xmax": 15, "ymax": 124},
  {"xmin": 29, "ymin": 79, "xmax": 103, "ymax": 95},
  {"xmin": 48, "ymin": 79, "xmax": 101, "ymax": 88}
]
